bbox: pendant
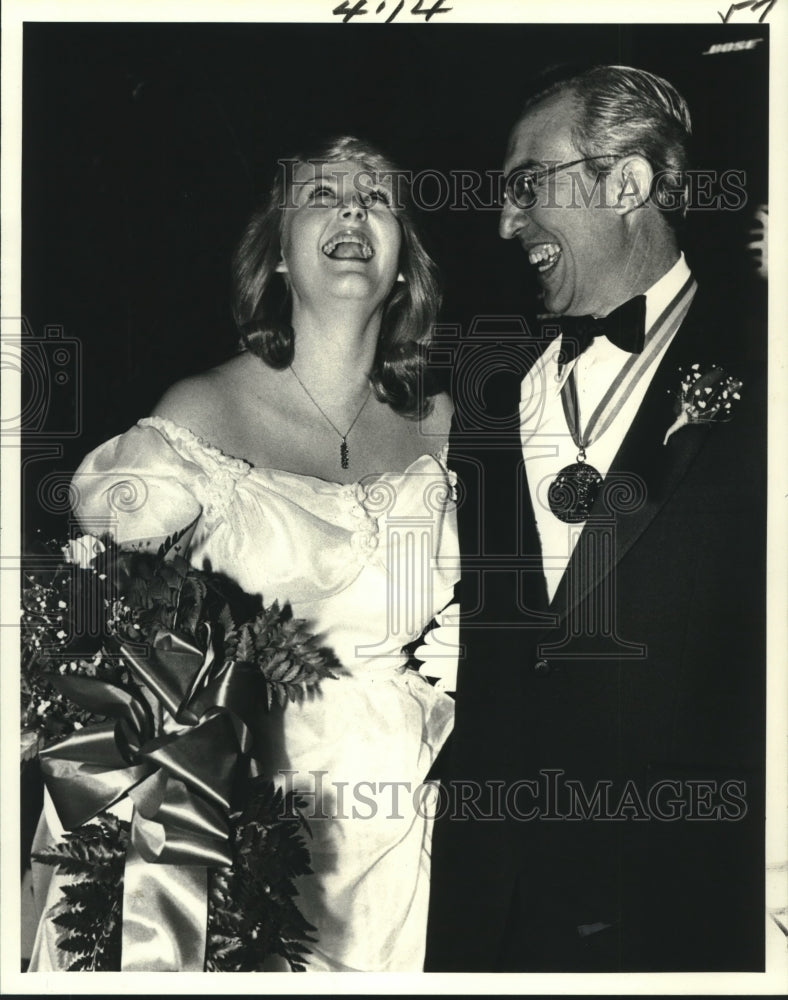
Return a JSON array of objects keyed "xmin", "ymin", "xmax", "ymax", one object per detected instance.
[
  {"xmin": 547, "ymin": 461, "xmax": 603, "ymax": 523},
  {"xmin": 340, "ymin": 438, "xmax": 349, "ymax": 470}
]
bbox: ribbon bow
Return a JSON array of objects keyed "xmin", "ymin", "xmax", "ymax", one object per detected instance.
[
  {"xmin": 556, "ymin": 294, "xmax": 647, "ymax": 365},
  {"xmin": 39, "ymin": 626, "xmax": 259, "ymax": 970}
]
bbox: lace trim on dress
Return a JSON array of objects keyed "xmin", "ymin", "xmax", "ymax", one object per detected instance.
[
  {"xmin": 138, "ymin": 415, "xmax": 251, "ymax": 523},
  {"xmin": 139, "ymin": 415, "xmax": 252, "ymax": 474},
  {"xmin": 342, "ymin": 482, "xmax": 380, "ymax": 565},
  {"xmin": 137, "ymin": 414, "xmax": 455, "ymax": 533}
]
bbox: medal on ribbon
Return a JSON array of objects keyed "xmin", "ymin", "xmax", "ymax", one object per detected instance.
[{"xmin": 548, "ymin": 276, "xmax": 698, "ymax": 523}]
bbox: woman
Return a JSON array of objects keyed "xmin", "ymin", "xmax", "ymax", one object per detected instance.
[{"xmin": 30, "ymin": 136, "xmax": 458, "ymax": 971}]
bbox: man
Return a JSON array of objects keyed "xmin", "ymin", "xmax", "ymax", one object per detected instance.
[{"xmin": 425, "ymin": 66, "xmax": 765, "ymax": 972}]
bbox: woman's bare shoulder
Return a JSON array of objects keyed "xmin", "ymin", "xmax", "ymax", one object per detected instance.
[{"xmin": 150, "ymin": 353, "xmax": 255, "ymax": 441}]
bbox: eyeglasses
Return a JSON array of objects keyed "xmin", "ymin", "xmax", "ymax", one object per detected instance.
[{"xmin": 503, "ymin": 154, "xmax": 622, "ymax": 210}]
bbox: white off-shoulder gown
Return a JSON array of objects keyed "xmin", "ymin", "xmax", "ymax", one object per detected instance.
[{"xmin": 29, "ymin": 416, "xmax": 458, "ymax": 973}]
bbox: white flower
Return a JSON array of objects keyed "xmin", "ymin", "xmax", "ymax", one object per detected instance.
[
  {"xmin": 412, "ymin": 602, "xmax": 461, "ymax": 694},
  {"xmin": 62, "ymin": 535, "xmax": 106, "ymax": 569},
  {"xmin": 664, "ymin": 365, "xmax": 743, "ymax": 446}
]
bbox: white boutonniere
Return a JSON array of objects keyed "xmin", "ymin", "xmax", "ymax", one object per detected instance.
[{"xmin": 663, "ymin": 364, "xmax": 742, "ymax": 446}]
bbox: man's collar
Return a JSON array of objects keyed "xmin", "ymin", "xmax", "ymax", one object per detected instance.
[{"xmin": 643, "ymin": 252, "xmax": 692, "ymax": 335}]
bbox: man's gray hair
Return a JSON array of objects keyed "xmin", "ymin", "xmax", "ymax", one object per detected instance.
[{"xmin": 524, "ymin": 65, "xmax": 692, "ymax": 228}]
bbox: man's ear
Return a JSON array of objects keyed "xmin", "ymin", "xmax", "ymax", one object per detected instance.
[{"xmin": 613, "ymin": 156, "xmax": 654, "ymax": 216}]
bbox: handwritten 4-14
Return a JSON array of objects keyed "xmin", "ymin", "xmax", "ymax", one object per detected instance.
[{"xmin": 332, "ymin": 0, "xmax": 453, "ymax": 24}]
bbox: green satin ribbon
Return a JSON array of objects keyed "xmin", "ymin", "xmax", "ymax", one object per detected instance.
[
  {"xmin": 39, "ymin": 626, "xmax": 260, "ymax": 971},
  {"xmin": 122, "ymin": 841, "xmax": 208, "ymax": 971}
]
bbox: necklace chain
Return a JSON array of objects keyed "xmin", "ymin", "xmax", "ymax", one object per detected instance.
[{"xmin": 289, "ymin": 365, "xmax": 372, "ymax": 470}]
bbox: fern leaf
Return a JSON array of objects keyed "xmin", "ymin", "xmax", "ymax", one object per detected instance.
[
  {"xmin": 67, "ymin": 954, "xmax": 93, "ymax": 971},
  {"xmin": 156, "ymin": 524, "xmax": 192, "ymax": 560},
  {"xmin": 218, "ymin": 604, "xmax": 235, "ymax": 635},
  {"xmin": 236, "ymin": 626, "xmax": 255, "ymax": 663}
]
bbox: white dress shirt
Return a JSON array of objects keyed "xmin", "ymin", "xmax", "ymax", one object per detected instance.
[{"xmin": 520, "ymin": 253, "xmax": 693, "ymax": 602}]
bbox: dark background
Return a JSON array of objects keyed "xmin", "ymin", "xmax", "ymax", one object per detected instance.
[
  {"xmin": 17, "ymin": 18, "xmax": 770, "ymax": 940},
  {"xmin": 21, "ymin": 21, "xmax": 768, "ymax": 539}
]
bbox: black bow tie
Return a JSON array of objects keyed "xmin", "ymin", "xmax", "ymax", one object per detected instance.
[{"xmin": 556, "ymin": 294, "xmax": 647, "ymax": 365}]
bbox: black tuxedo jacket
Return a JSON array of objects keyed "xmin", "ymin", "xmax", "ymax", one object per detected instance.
[{"xmin": 425, "ymin": 285, "xmax": 766, "ymax": 972}]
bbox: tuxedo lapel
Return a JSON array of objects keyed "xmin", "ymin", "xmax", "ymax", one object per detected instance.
[{"xmin": 547, "ymin": 294, "xmax": 715, "ymax": 624}]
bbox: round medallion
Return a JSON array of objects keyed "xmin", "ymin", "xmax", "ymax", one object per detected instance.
[{"xmin": 547, "ymin": 462, "xmax": 603, "ymax": 523}]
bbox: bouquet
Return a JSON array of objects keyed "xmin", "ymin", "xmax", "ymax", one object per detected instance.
[{"xmin": 21, "ymin": 525, "xmax": 339, "ymax": 971}]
